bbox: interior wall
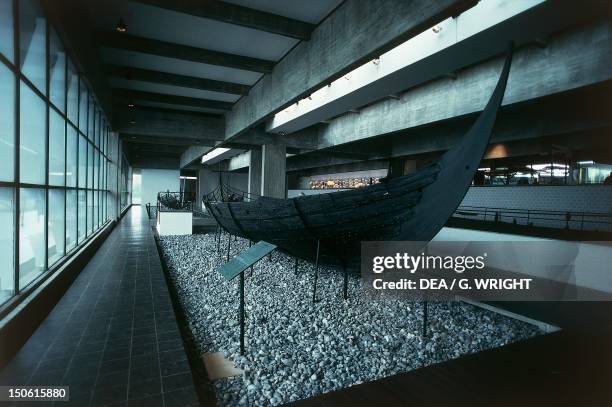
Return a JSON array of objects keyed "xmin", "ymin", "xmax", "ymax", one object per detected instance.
[
  {"xmin": 198, "ymin": 168, "xmax": 248, "ymax": 197},
  {"xmin": 139, "ymin": 168, "xmax": 180, "ymax": 206},
  {"xmin": 198, "ymin": 168, "xmax": 218, "ymax": 199},
  {"xmin": 462, "ymin": 185, "xmax": 612, "ymax": 214}
]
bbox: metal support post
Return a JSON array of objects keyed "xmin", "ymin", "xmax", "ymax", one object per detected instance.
[
  {"xmin": 248, "ymin": 240, "xmax": 253, "ymax": 277},
  {"xmin": 422, "ymin": 300, "xmax": 428, "ymax": 338},
  {"xmin": 343, "ymin": 266, "xmax": 349, "ymax": 300},
  {"xmin": 226, "ymin": 233, "xmax": 231, "ymax": 262},
  {"xmin": 312, "ymin": 239, "xmax": 321, "ymax": 303},
  {"xmin": 239, "ymin": 270, "xmax": 245, "ymax": 355}
]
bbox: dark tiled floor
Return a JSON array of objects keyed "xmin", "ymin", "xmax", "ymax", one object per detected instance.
[{"xmin": 0, "ymin": 207, "xmax": 199, "ymax": 407}]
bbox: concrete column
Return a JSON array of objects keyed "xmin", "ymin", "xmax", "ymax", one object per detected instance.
[
  {"xmin": 198, "ymin": 167, "xmax": 219, "ymax": 200},
  {"xmin": 261, "ymin": 144, "xmax": 286, "ymax": 198},
  {"xmin": 248, "ymin": 150, "xmax": 262, "ymax": 200}
]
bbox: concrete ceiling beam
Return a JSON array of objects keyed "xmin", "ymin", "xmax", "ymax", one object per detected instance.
[
  {"xmin": 131, "ymin": 0, "xmax": 316, "ymax": 40},
  {"xmin": 97, "ymin": 30, "xmax": 275, "ymax": 73}
]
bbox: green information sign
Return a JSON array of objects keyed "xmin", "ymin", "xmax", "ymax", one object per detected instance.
[{"xmin": 216, "ymin": 241, "xmax": 277, "ymax": 281}]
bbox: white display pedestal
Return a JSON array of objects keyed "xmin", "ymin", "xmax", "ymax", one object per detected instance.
[{"xmin": 157, "ymin": 211, "xmax": 193, "ymax": 236}]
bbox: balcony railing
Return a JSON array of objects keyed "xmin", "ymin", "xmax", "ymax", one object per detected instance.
[{"xmin": 453, "ymin": 205, "xmax": 612, "ymax": 233}]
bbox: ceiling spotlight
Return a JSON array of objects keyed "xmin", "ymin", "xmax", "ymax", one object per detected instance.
[
  {"xmin": 432, "ymin": 25, "xmax": 442, "ymax": 34},
  {"xmin": 128, "ymin": 102, "xmax": 135, "ymax": 108},
  {"xmin": 116, "ymin": 18, "xmax": 127, "ymax": 33},
  {"xmin": 129, "ymin": 119, "xmax": 136, "ymax": 125}
]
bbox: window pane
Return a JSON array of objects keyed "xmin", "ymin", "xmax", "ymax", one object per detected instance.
[
  {"xmin": 67, "ymin": 60, "xmax": 78, "ymax": 124},
  {"xmin": 87, "ymin": 190, "xmax": 93, "ymax": 235},
  {"xmin": 66, "ymin": 125, "xmax": 77, "ymax": 187},
  {"xmin": 0, "ymin": 63, "xmax": 15, "ymax": 182},
  {"xmin": 105, "ymin": 191, "xmax": 110, "ymax": 221},
  {"xmin": 0, "ymin": 0, "xmax": 13, "ymax": 62},
  {"xmin": 48, "ymin": 189, "xmax": 65, "ymax": 265},
  {"xmin": 95, "ymin": 110, "xmax": 101, "ymax": 148},
  {"xmin": 19, "ymin": 0, "xmax": 46, "ymax": 93},
  {"xmin": 66, "ymin": 190, "xmax": 76, "ymax": 251},
  {"xmin": 49, "ymin": 109, "xmax": 65, "ymax": 186},
  {"xmin": 79, "ymin": 80, "xmax": 87, "ymax": 133},
  {"xmin": 0, "ymin": 188, "xmax": 15, "ymax": 305},
  {"xmin": 93, "ymin": 149, "xmax": 99, "ymax": 190},
  {"xmin": 20, "ymin": 82, "xmax": 46, "ymax": 184},
  {"xmin": 19, "ymin": 188, "xmax": 45, "ymax": 289},
  {"xmin": 78, "ymin": 134, "xmax": 86, "ymax": 187},
  {"xmin": 50, "ymin": 29, "xmax": 66, "ymax": 111},
  {"xmin": 88, "ymin": 97, "xmax": 94, "ymax": 140},
  {"xmin": 88, "ymin": 142, "xmax": 93, "ymax": 189},
  {"xmin": 102, "ymin": 125, "xmax": 106, "ymax": 156},
  {"xmin": 94, "ymin": 190, "xmax": 99, "ymax": 229},
  {"xmin": 77, "ymin": 190, "xmax": 86, "ymax": 243}
]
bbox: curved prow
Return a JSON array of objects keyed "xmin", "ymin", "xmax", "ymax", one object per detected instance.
[{"xmin": 399, "ymin": 43, "xmax": 514, "ymax": 241}]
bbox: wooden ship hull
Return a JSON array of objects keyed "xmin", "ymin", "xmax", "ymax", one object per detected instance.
[{"xmin": 205, "ymin": 47, "xmax": 513, "ymax": 269}]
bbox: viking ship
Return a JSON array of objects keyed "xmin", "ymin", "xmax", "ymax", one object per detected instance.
[
  {"xmin": 204, "ymin": 46, "xmax": 513, "ymax": 269},
  {"xmin": 158, "ymin": 191, "xmax": 193, "ymax": 211}
]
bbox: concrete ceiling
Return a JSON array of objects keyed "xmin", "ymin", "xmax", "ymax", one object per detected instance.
[
  {"xmin": 223, "ymin": 0, "xmax": 343, "ymax": 24},
  {"xmin": 83, "ymin": 0, "xmax": 343, "ymax": 166}
]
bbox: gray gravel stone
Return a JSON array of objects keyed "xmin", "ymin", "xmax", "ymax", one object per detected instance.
[{"xmin": 158, "ymin": 233, "xmax": 543, "ymax": 407}]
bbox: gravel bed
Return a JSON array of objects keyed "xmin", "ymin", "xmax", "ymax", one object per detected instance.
[{"xmin": 158, "ymin": 233, "xmax": 543, "ymax": 406}]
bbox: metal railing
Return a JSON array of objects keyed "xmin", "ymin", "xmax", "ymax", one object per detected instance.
[
  {"xmin": 453, "ymin": 205, "xmax": 612, "ymax": 233},
  {"xmin": 145, "ymin": 203, "xmax": 157, "ymax": 220}
]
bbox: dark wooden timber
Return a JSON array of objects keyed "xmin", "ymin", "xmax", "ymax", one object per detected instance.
[
  {"xmin": 205, "ymin": 45, "xmax": 514, "ymax": 269},
  {"xmin": 132, "ymin": 0, "xmax": 316, "ymax": 40},
  {"xmin": 97, "ymin": 31, "xmax": 275, "ymax": 73}
]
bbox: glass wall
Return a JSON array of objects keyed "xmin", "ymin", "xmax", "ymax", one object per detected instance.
[
  {"xmin": 0, "ymin": 188, "xmax": 15, "ymax": 304},
  {"xmin": 0, "ymin": 1, "xmax": 113, "ymax": 307},
  {"xmin": 0, "ymin": 63, "xmax": 14, "ymax": 182}
]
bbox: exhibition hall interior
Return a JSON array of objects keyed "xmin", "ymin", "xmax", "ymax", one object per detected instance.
[{"xmin": 0, "ymin": 0, "xmax": 611, "ymax": 406}]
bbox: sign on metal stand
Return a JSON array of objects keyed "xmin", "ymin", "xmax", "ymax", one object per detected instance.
[{"xmin": 215, "ymin": 240, "xmax": 277, "ymax": 354}]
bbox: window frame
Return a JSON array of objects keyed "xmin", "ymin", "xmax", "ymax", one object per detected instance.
[{"xmin": 0, "ymin": 0, "xmax": 114, "ymax": 311}]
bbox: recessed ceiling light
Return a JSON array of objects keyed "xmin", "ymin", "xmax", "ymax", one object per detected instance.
[
  {"xmin": 129, "ymin": 119, "xmax": 136, "ymax": 125},
  {"xmin": 128, "ymin": 102, "xmax": 135, "ymax": 108},
  {"xmin": 116, "ymin": 18, "xmax": 127, "ymax": 33}
]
